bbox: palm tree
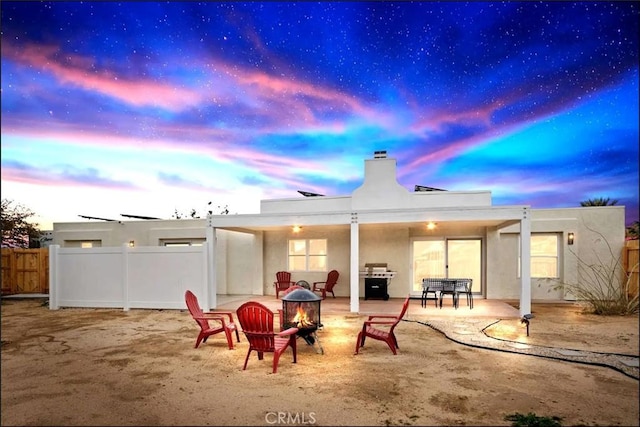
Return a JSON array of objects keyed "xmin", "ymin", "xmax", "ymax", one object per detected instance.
[
  {"xmin": 627, "ymin": 221, "xmax": 639, "ymax": 240},
  {"xmin": 580, "ymin": 197, "xmax": 619, "ymax": 206}
]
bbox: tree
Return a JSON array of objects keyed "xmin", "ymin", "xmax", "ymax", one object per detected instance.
[
  {"xmin": 627, "ymin": 221, "xmax": 639, "ymax": 240},
  {"xmin": 552, "ymin": 224, "xmax": 638, "ymax": 315},
  {"xmin": 580, "ymin": 197, "xmax": 619, "ymax": 206},
  {"xmin": 171, "ymin": 201, "xmax": 230, "ymax": 219},
  {"xmin": 1, "ymin": 199, "xmax": 42, "ymax": 248}
]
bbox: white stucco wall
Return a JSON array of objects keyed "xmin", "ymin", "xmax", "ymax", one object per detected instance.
[
  {"xmin": 53, "ymin": 218, "xmax": 207, "ymax": 247},
  {"xmin": 261, "ymin": 196, "xmax": 352, "ymax": 214},
  {"xmin": 359, "ymin": 225, "xmax": 410, "ymax": 298},
  {"xmin": 351, "ymin": 157, "xmax": 493, "ymax": 211},
  {"xmin": 491, "ymin": 206, "xmax": 625, "ymax": 301},
  {"xmin": 262, "ymin": 227, "xmax": 351, "ymax": 297},
  {"xmin": 212, "ymin": 229, "xmax": 264, "ymax": 296}
]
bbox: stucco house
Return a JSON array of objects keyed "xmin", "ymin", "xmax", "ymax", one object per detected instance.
[{"xmin": 52, "ymin": 151, "xmax": 626, "ymax": 316}]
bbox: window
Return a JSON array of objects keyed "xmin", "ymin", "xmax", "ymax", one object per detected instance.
[
  {"xmin": 288, "ymin": 239, "xmax": 327, "ymax": 272},
  {"xmin": 519, "ymin": 234, "xmax": 559, "ymax": 278},
  {"xmin": 161, "ymin": 239, "xmax": 204, "ymax": 247},
  {"xmin": 411, "ymin": 238, "xmax": 482, "ymax": 294},
  {"xmin": 64, "ymin": 240, "xmax": 102, "ymax": 248}
]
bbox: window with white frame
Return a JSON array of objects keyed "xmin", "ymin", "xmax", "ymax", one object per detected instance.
[
  {"xmin": 519, "ymin": 234, "xmax": 559, "ymax": 278},
  {"xmin": 161, "ymin": 239, "xmax": 205, "ymax": 247},
  {"xmin": 288, "ymin": 239, "xmax": 327, "ymax": 272}
]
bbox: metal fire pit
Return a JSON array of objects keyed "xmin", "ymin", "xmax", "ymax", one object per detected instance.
[{"xmin": 281, "ymin": 288, "xmax": 323, "ymax": 354}]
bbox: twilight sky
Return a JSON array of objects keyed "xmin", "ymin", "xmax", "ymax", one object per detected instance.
[{"xmin": 1, "ymin": 1, "xmax": 638, "ymax": 229}]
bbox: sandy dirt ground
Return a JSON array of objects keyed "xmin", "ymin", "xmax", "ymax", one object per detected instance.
[{"xmin": 1, "ymin": 298, "xmax": 638, "ymax": 426}]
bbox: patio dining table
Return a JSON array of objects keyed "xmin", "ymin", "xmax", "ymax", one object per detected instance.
[{"xmin": 421, "ymin": 278, "xmax": 473, "ymax": 309}]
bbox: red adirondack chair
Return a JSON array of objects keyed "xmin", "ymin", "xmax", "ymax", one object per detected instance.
[
  {"xmin": 282, "ymin": 285, "xmax": 305, "ymax": 296},
  {"xmin": 236, "ymin": 301, "xmax": 298, "ymax": 373},
  {"xmin": 185, "ymin": 290, "xmax": 240, "ymax": 349},
  {"xmin": 354, "ymin": 295, "xmax": 410, "ymax": 355},
  {"xmin": 312, "ymin": 269, "xmax": 339, "ymax": 299},
  {"xmin": 274, "ymin": 271, "xmax": 295, "ymax": 298}
]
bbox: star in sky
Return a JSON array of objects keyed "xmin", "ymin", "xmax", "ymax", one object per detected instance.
[{"xmin": 1, "ymin": 1, "xmax": 638, "ymax": 228}]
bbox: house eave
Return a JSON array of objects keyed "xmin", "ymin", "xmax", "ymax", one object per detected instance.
[{"xmin": 207, "ymin": 205, "xmax": 530, "ymax": 231}]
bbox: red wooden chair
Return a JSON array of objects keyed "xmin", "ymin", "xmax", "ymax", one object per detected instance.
[
  {"xmin": 274, "ymin": 271, "xmax": 295, "ymax": 299},
  {"xmin": 185, "ymin": 290, "xmax": 240, "ymax": 349},
  {"xmin": 236, "ymin": 301, "xmax": 298, "ymax": 373},
  {"xmin": 312, "ymin": 269, "xmax": 339, "ymax": 299},
  {"xmin": 282, "ymin": 285, "xmax": 305, "ymax": 296},
  {"xmin": 354, "ymin": 295, "xmax": 410, "ymax": 355}
]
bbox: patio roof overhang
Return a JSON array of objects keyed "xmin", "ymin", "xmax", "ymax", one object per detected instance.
[
  {"xmin": 205, "ymin": 204, "xmax": 532, "ymax": 317},
  {"xmin": 206, "ymin": 205, "xmax": 530, "ymax": 232}
]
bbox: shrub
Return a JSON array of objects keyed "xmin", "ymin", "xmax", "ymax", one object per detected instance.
[
  {"xmin": 553, "ymin": 226, "xmax": 638, "ymax": 315},
  {"xmin": 504, "ymin": 412, "xmax": 562, "ymax": 427}
]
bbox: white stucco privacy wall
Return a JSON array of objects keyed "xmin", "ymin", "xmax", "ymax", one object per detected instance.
[{"xmin": 49, "ymin": 244, "xmax": 209, "ymax": 310}]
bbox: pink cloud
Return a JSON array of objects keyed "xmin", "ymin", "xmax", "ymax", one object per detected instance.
[
  {"xmin": 3, "ymin": 43, "xmax": 204, "ymax": 112},
  {"xmin": 0, "ymin": 161, "xmax": 137, "ymax": 190}
]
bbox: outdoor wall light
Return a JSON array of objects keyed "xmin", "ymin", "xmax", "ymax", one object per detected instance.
[
  {"xmin": 567, "ymin": 232, "xmax": 575, "ymax": 245},
  {"xmin": 292, "ymin": 225, "xmax": 302, "ymax": 233},
  {"xmin": 426, "ymin": 222, "xmax": 436, "ymax": 230},
  {"xmin": 128, "ymin": 240, "xmax": 135, "ymax": 247}
]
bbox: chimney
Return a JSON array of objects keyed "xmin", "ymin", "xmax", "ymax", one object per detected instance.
[{"xmin": 352, "ymin": 150, "xmax": 410, "ymax": 209}]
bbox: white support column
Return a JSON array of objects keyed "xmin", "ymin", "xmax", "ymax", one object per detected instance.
[
  {"xmin": 122, "ymin": 243, "xmax": 130, "ymax": 311},
  {"xmin": 206, "ymin": 226, "xmax": 216, "ymax": 310},
  {"xmin": 519, "ymin": 208, "xmax": 532, "ymax": 317},
  {"xmin": 49, "ymin": 245, "xmax": 59, "ymax": 310},
  {"xmin": 350, "ymin": 213, "xmax": 360, "ymax": 313}
]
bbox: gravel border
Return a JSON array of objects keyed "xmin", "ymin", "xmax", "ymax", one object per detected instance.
[{"xmin": 406, "ymin": 318, "xmax": 640, "ymax": 380}]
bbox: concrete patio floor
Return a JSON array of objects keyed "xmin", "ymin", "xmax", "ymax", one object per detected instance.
[{"xmin": 216, "ymin": 294, "xmax": 522, "ymax": 318}]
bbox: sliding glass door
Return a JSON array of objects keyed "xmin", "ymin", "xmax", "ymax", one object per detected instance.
[{"xmin": 411, "ymin": 238, "xmax": 482, "ymax": 294}]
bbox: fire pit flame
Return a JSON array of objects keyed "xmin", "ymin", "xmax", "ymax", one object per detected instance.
[
  {"xmin": 292, "ymin": 306, "xmax": 315, "ymax": 329},
  {"xmin": 281, "ymin": 288, "xmax": 323, "ymax": 354}
]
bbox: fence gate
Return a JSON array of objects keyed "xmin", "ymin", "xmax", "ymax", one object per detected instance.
[
  {"xmin": 1, "ymin": 248, "xmax": 49, "ymax": 295},
  {"xmin": 623, "ymin": 240, "xmax": 639, "ymax": 298}
]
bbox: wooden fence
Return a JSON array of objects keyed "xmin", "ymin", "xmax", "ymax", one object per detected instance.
[
  {"xmin": 1, "ymin": 248, "xmax": 49, "ymax": 295},
  {"xmin": 623, "ymin": 239, "xmax": 639, "ymax": 298}
]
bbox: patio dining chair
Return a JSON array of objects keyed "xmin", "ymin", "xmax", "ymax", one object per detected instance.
[
  {"xmin": 454, "ymin": 279, "xmax": 473, "ymax": 309},
  {"xmin": 439, "ymin": 279, "xmax": 459, "ymax": 308},
  {"xmin": 421, "ymin": 279, "xmax": 443, "ymax": 308}
]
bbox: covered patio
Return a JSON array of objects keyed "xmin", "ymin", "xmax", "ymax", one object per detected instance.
[{"xmin": 215, "ymin": 294, "xmax": 522, "ymax": 318}]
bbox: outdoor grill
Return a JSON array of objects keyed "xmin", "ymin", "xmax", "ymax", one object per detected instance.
[
  {"xmin": 281, "ymin": 288, "xmax": 324, "ymax": 353},
  {"xmin": 359, "ymin": 263, "xmax": 397, "ymax": 300}
]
